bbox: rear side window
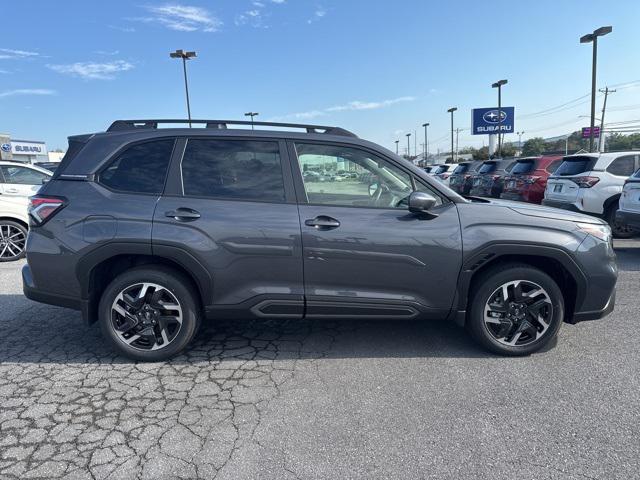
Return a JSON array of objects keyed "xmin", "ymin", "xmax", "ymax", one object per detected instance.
[
  {"xmin": 452, "ymin": 164, "xmax": 470, "ymax": 174},
  {"xmin": 546, "ymin": 160, "xmax": 562, "ymax": 173},
  {"xmin": 100, "ymin": 139, "xmax": 175, "ymax": 194},
  {"xmin": 0, "ymin": 165, "xmax": 50, "ymax": 185},
  {"xmin": 478, "ymin": 162, "xmax": 497, "ymax": 174},
  {"xmin": 607, "ymin": 155, "xmax": 637, "ymax": 177},
  {"xmin": 553, "ymin": 156, "xmax": 597, "ymax": 176},
  {"xmin": 510, "ymin": 160, "xmax": 535, "ymax": 174},
  {"xmin": 181, "ymin": 139, "xmax": 285, "ymax": 202}
]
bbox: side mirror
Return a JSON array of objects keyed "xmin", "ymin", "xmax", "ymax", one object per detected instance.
[{"xmin": 408, "ymin": 191, "xmax": 437, "ymax": 213}]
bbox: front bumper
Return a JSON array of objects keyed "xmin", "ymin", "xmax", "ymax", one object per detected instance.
[
  {"xmin": 616, "ymin": 210, "xmax": 640, "ymax": 231},
  {"xmin": 572, "ymin": 290, "xmax": 616, "ymax": 322}
]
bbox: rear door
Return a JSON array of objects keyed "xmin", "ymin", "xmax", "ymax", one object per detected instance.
[
  {"xmin": 153, "ymin": 137, "xmax": 304, "ymax": 317},
  {"xmin": 289, "ymin": 141, "xmax": 462, "ymax": 319},
  {"xmin": 545, "ymin": 155, "xmax": 598, "ymax": 202}
]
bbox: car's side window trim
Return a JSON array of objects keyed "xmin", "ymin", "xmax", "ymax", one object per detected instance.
[
  {"xmin": 175, "ymin": 137, "xmax": 295, "ymax": 204},
  {"xmin": 286, "ymin": 140, "xmax": 448, "ymax": 208}
]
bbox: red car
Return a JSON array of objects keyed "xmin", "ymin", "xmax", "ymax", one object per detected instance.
[{"xmin": 500, "ymin": 155, "xmax": 563, "ymax": 204}]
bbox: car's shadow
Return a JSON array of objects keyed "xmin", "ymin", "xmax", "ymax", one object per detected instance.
[{"xmin": 0, "ymin": 294, "xmax": 557, "ymax": 364}]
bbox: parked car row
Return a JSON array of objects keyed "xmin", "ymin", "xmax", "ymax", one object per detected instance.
[{"xmin": 426, "ymin": 150, "xmax": 640, "ymax": 238}]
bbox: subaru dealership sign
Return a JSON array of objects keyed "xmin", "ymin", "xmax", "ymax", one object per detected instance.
[{"xmin": 472, "ymin": 107, "xmax": 515, "ymax": 135}]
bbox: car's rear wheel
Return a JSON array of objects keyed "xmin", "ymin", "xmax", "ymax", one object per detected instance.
[
  {"xmin": 0, "ymin": 220, "xmax": 27, "ymax": 262},
  {"xmin": 98, "ymin": 266, "xmax": 201, "ymax": 361},
  {"xmin": 606, "ymin": 203, "xmax": 635, "ymax": 239},
  {"xmin": 467, "ymin": 263, "xmax": 564, "ymax": 356}
]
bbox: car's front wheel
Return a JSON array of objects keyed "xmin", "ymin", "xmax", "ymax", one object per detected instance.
[
  {"xmin": 467, "ymin": 263, "xmax": 564, "ymax": 356},
  {"xmin": 0, "ymin": 220, "xmax": 28, "ymax": 262},
  {"xmin": 98, "ymin": 266, "xmax": 201, "ymax": 361}
]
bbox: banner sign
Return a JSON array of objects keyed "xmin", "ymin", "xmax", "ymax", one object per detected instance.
[
  {"xmin": 582, "ymin": 126, "xmax": 600, "ymax": 138},
  {"xmin": 472, "ymin": 107, "xmax": 515, "ymax": 135}
]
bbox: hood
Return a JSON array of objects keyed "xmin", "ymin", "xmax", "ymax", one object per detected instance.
[{"xmin": 469, "ymin": 197, "xmax": 606, "ymax": 225}]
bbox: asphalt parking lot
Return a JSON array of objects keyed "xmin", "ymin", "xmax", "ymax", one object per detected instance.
[{"xmin": 0, "ymin": 241, "xmax": 638, "ymax": 480}]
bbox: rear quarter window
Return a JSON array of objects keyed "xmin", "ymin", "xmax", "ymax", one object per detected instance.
[
  {"xmin": 553, "ymin": 156, "xmax": 597, "ymax": 176},
  {"xmin": 607, "ymin": 155, "xmax": 637, "ymax": 177}
]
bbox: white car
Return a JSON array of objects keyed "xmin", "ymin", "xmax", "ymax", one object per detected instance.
[
  {"xmin": 430, "ymin": 164, "xmax": 454, "ymax": 186},
  {"xmin": 617, "ymin": 168, "xmax": 640, "ymax": 232},
  {"xmin": 542, "ymin": 152, "xmax": 640, "ymax": 238},
  {"xmin": 0, "ymin": 161, "xmax": 52, "ymax": 261}
]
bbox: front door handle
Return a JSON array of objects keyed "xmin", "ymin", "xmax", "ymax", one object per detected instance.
[
  {"xmin": 165, "ymin": 208, "xmax": 201, "ymax": 222},
  {"xmin": 305, "ymin": 215, "xmax": 340, "ymax": 230},
  {"xmin": 5, "ymin": 188, "xmax": 18, "ymax": 194}
]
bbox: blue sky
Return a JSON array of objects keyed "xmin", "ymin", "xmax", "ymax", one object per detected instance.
[{"xmin": 2, "ymin": 0, "xmax": 640, "ymax": 153}]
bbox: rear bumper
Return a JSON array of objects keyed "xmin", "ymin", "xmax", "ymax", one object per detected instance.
[
  {"xmin": 22, "ymin": 264, "xmax": 89, "ymax": 319},
  {"xmin": 616, "ymin": 210, "xmax": 640, "ymax": 230}
]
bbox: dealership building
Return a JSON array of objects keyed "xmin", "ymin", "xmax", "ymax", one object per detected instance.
[{"xmin": 0, "ymin": 134, "xmax": 50, "ymax": 164}]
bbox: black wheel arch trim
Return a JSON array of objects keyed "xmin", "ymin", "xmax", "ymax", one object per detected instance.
[
  {"xmin": 603, "ymin": 193, "xmax": 622, "ymax": 213},
  {"xmin": 454, "ymin": 242, "xmax": 588, "ymax": 319}
]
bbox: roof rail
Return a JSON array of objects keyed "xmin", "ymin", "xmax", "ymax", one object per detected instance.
[{"xmin": 106, "ymin": 119, "xmax": 357, "ymax": 137}]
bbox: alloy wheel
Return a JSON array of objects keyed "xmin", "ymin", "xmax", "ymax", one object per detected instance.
[
  {"xmin": 110, "ymin": 283, "xmax": 183, "ymax": 351},
  {"xmin": 0, "ymin": 224, "xmax": 26, "ymax": 260},
  {"xmin": 483, "ymin": 280, "xmax": 553, "ymax": 347}
]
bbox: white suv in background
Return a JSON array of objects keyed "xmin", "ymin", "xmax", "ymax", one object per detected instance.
[
  {"xmin": 0, "ymin": 161, "xmax": 52, "ymax": 261},
  {"xmin": 617, "ymin": 168, "xmax": 640, "ymax": 232},
  {"xmin": 542, "ymin": 152, "xmax": 640, "ymax": 238}
]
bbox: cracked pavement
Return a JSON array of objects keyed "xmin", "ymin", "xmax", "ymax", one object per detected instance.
[{"xmin": 1, "ymin": 240, "xmax": 639, "ymax": 479}]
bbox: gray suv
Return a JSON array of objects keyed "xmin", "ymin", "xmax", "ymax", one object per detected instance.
[{"xmin": 23, "ymin": 120, "xmax": 617, "ymax": 361}]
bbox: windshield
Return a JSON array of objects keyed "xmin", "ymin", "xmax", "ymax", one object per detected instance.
[
  {"xmin": 553, "ymin": 156, "xmax": 598, "ymax": 176},
  {"xmin": 452, "ymin": 164, "xmax": 470, "ymax": 174},
  {"xmin": 478, "ymin": 162, "xmax": 497, "ymax": 174},
  {"xmin": 511, "ymin": 160, "xmax": 536, "ymax": 174}
]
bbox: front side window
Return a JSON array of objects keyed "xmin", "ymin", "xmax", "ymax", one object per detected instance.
[
  {"xmin": 100, "ymin": 139, "xmax": 175, "ymax": 194},
  {"xmin": 295, "ymin": 143, "xmax": 440, "ymax": 209},
  {"xmin": 181, "ymin": 139, "xmax": 285, "ymax": 202},
  {"xmin": 0, "ymin": 165, "xmax": 50, "ymax": 185},
  {"xmin": 607, "ymin": 155, "xmax": 637, "ymax": 177}
]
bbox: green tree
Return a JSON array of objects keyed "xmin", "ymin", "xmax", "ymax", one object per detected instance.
[{"xmin": 522, "ymin": 137, "xmax": 548, "ymax": 156}]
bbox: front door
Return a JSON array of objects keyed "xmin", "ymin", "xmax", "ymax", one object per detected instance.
[
  {"xmin": 0, "ymin": 164, "xmax": 49, "ymax": 197},
  {"xmin": 153, "ymin": 137, "xmax": 304, "ymax": 319},
  {"xmin": 290, "ymin": 141, "xmax": 462, "ymax": 319}
]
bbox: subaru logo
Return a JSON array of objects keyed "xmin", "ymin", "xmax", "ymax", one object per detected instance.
[
  {"xmin": 482, "ymin": 110, "xmax": 507, "ymax": 124},
  {"xmin": 0, "ymin": 143, "xmax": 10, "ymax": 153}
]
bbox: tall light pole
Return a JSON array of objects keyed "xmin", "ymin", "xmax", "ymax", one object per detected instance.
[
  {"xmin": 244, "ymin": 112, "xmax": 259, "ymax": 130},
  {"xmin": 394, "ymin": 140, "xmax": 399, "ymax": 155},
  {"xmin": 170, "ymin": 49, "xmax": 197, "ymax": 127},
  {"xmin": 580, "ymin": 26, "xmax": 612, "ymax": 152},
  {"xmin": 491, "ymin": 79, "xmax": 508, "ymax": 158},
  {"xmin": 406, "ymin": 133, "xmax": 412, "ymax": 158},
  {"xmin": 422, "ymin": 123, "xmax": 429, "ymax": 162},
  {"xmin": 447, "ymin": 107, "xmax": 457, "ymax": 162},
  {"xmin": 517, "ymin": 131, "xmax": 524, "ymax": 155}
]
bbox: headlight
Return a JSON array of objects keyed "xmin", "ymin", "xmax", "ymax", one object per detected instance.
[{"xmin": 576, "ymin": 222, "xmax": 611, "ymax": 243}]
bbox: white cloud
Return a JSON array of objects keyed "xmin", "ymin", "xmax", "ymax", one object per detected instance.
[
  {"xmin": 48, "ymin": 60, "xmax": 134, "ymax": 80},
  {"xmin": 108, "ymin": 25, "xmax": 136, "ymax": 33},
  {"xmin": 276, "ymin": 96, "xmax": 416, "ymax": 120},
  {"xmin": 138, "ymin": 4, "xmax": 222, "ymax": 32},
  {"xmin": 0, "ymin": 89, "xmax": 56, "ymax": 99},
  {"xmin": 0, "ymin": 48, "xmax": 40, "ymax": 60},
  {"xmin": 271, "ymin": 0, "xmax": 285, "ymax": 3},
  {"xmin": 315, "ymin": 8, "xmax": 326, "ymax": 18}
]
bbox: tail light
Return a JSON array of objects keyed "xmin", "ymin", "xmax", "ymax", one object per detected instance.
[
  {"xmin": 28, "ymin": 195, "xmax": 66, "ymax": 225},
  {"xmin": 571, "ymin": 176, "xmax": 600, "ymax": 188},
  {"xmin": 440, "ymin": 173, "xmax": 451, "ymax": 180},
  {"xmin": 524, "ymin": 176, "xmax": 541, "ymax": 184},
  {"xmin": 464, "ymin": 174, "xmax": 471, "ymax": 179}
]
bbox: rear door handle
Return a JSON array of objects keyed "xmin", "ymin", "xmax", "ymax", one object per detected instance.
[
  {"xmin": 305, "ymin": 215, "xmax": 340, "ymax": 230},
  {"xmin": 165, "ymin": 208, "xmax": 201, "ymax": 222}
]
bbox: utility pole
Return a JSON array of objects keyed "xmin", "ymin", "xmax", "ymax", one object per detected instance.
[
  {"xmin": 580, "ymin": 26, "xmax": 612, "ymax": 152},
  {"xmin": 422, "ymin": 123, "xmax": 429, "ymax": 162},
  {"xmin": 447, "ymin": 107, "xmax": 457, "ymax": 163},
  {"xmin": 598, "ymin": 87, "xmax": 615, "ymax": 152},
  {"xmin": 394, "ymin": 140, "xmax": 399, "ymax": 155},
  {"xmin": 414, "ymin": 130, "xmax": 417, "ymax": 160},
  {"xmin": 455, "ymin": 128, "xmax": 461, "ymax": 162},
  {"xmin": 492, "ymin": 79, "xmax": 508, "ymax": 158},
  {"xmin": 406, "ymin": 133, "xmax": 412, "ymax": 158},
  {"xmin": 169, "ymin": 49, "xmax": 197, "ymax": 127},
  {"xmin": 244, "ymin": 112, "xmax": 259, "ymax": 130}
]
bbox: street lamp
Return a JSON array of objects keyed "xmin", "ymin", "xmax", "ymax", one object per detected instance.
[
  {"xmin": 447, "ymin": 108, "xmax": 457, "ymax": 162},
  {"xmin": 580, "ymin": 26, "xmax": 612, "ymax": 152},
  {"xmin": 406, "ymin": 133, "xmax": 412, "ymax": 157},
  {"xmin": 244, "ymin": 112, "xmax": 259, "ymax": 130},
  {"xmin": 422, "ymin": 123, "xmax": 429, "ymax": 162},
  {"xmin": 491, "ymin": 79, "xmax": 508, "ymax": 158},
  {"xmin": 170, "ymin": 49, "xmax": 197, "ymax": 127},
  {"xmin": 394, "ymin": 140, "xmax": 399, "ymax": 155}
]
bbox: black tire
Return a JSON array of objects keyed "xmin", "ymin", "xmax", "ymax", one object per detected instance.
[
  {"xmin": 606, "ymin": 203, "xmax": 635, "ymax": 239},
  {"xmin": 98, "ymin": 265, "xmax": 201, "ymax": 362},
  {"xmin": 0, "ymin": 220, "xmax": 28, "ymax": 262},
  {"xmin": 466, "ymin": 263, "xmax": 564, "ymax": 356}
]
